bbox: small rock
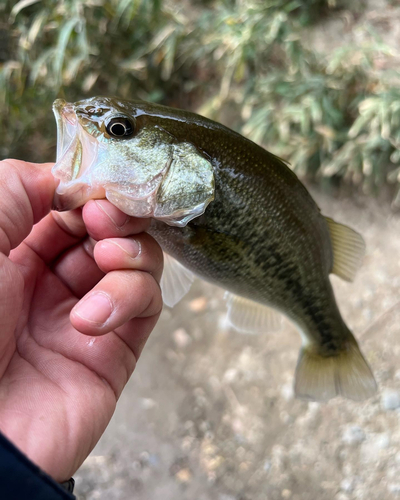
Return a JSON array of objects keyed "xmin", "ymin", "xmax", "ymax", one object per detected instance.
[
  {"xmin": 308, "ymin": 402, "xmax": 320, "ymax": 414},
  {"xmin": 173, "ymin": 328, "xmax": 192, "ymax": 348},
  {"xmin": 280, "ymin": 383, "xmax": 294, "ymax": 401},
  {"xmin": 175, "ymin": 468, "xmax": 192, "ymax": 483},
  {"xmin": 340, "ymin": 478, "xmax": 354, "ymax": 493},
  {"xmin": 342, "ymin": 425, "xmax": 366, "ymax": 445},
  {"xmin": 388, "ymin": 484, "xmax": 400, "ymax": 495},
  {"xmin": 321, "ymin": 481, "xmax": 335, "ymax": 490},
  {"xmin": 219, "ymin": 495, "xmax": 236, "ymax": 500},
  {"xmin": 218, "ymin": 313, "xmax": 230, "ymax": 331},
  {"xmin": 360, "ymin": 433, "xmax": 390, "ymax": 462},
  {"xmin": 280, "ymin": 411, "xmax": 290, "ymax": 424},
  {"xmin": 141, "ymin": 398, "xmax": 157, "ymax": 409},
  {"xmin": 147, "ymin": 454, "xmax": 160, "ymax": 467},
  {"xmin": 381, "ymin": 389, "xmax": 400, "ymax": 410},
  {"xmin": 281, "ymin": 489, "xmax": 292, "ymax": 499},
  {"xmin": 189, "ymin": 296, "xmax": 208, "ymax": 312},
  {"xmin": 223, "ymin": 368, "xmax": 238, "ymax": 383},
  {"xmin": 373, "ymin": 433, "xmax": 390, "ymax": 450},
  {"xmin": 84, "ymin": 455, "xmax": 108, "ymax": 465},
  {"xmin": 335, "ymin": 494, "xmax": 350, "ymax": 500},
  {"xmin": 263, "ymin": 460, "xmax": 271, "ymax": 471}
]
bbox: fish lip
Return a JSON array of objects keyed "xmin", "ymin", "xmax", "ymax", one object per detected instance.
[
  {"xmin": 52, "ymin": 191, "xmax": 70, "ymax": 212},
  {"xmin": 53, "ymin": 99, "xmax": 78, "ymax": 162},
  {"xmin": 52, "ymin": 181, "xmax": 107, "ymax": 211},
  {"xmin": 52, "ymin": 98, "xmax": 106, "ymax": 212},
  {"xmin": 52, "ymin": 99, "xmax": 100, "ymax": 196}
]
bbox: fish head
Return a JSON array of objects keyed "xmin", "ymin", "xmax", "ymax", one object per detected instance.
[{"xmin": 52, "ymin": 97, "xmax": 214, "ymax": 226}]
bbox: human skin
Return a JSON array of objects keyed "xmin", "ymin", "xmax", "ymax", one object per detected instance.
[{"xmin": 0, "ymin": 159, "xmax": 163, "ymax": 482}]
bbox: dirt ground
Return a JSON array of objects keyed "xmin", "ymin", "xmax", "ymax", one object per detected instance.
[{"xmin": 72, "ymin": 187, "xmax": 400, "ymax": 500}]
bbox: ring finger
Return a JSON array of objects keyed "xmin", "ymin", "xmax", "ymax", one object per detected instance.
[{"xmin": 93, "ymin": 233, "xmax": 164, "ymax": 283}]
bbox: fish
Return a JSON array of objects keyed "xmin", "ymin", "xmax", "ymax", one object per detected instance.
[{"xmin": 51, "ymin": 96, "xmax": 377, "ymax": 402}]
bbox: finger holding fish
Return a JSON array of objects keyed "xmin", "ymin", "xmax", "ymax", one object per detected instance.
[
  {"xmin": 82, "ymin": 199, "xmax": 151, "ymax": 240},
  {"xmin": 70, "ymin": 269, "xmax": 162, "ymax": 336},
  {"xmin": 52, "ymin": 225, "xmax": 163, "ymax": 300},
  {"xmin": 94, "ymin": 233, "xmax": 164, "ymax": 283}
]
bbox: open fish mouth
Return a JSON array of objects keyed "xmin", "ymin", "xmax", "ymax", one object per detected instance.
[
  {"xmin": 52, "ymin": 99, "xmax": 105, "ymax": 210},
  {"xmin": 54, "ymin": 99, "xmax": 77, "ymax": 164}
]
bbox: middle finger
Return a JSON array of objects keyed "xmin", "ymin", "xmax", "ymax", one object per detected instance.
[
  {"xmin": 94, "ymin": 233, "xmax": 164, "ymax": 283},
  {"xmin": 53, "ymin": 232, "xmax": 163, "ymax": 298}
]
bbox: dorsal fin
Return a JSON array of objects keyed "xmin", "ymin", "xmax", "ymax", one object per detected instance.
[
  {"xmin": 225, "ymin": 292, "xmax": 282, "ymax": 334},
  {"xmin": 160, "ymin": 253, "xmax": 195, "ymax": 307},
  {"xmin": 325, "ymin": 217, "xmax": 365, "ymax": 282}
]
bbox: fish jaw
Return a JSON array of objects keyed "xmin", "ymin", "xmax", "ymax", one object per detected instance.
[
  {"xmin": 52, "ymin": 184, "xmax": 106, "ymax": 211},
  {"xmin": 52, "ymin": 99, "xmax": 107, "ymax": 210}
]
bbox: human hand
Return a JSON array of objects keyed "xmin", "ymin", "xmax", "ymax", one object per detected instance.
[{"xmin": 0, "ymin": 160, "xmax": 163, "ymax": 482}]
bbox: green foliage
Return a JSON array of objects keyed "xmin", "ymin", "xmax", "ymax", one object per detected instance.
[
  {"xmin": 0, "ymin": 0, "xmax": 186, "ymax": 159},
  {"xmin": 1, "ymin": 0, "xmax": 399, "ymax": 199}
]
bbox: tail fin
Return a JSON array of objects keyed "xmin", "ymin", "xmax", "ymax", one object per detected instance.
[{"xmin": 294, "ymin": 336, "xmax": 377, "ymax": 402}]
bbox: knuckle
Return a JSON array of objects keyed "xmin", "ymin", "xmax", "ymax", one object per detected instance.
[
  {"xmin": 139, "ymin": 233, "xmax": 164, "ymax": 274},
  {"xmin": 132, "ymin": 270, "xmax": 163, "ymax": 315}
]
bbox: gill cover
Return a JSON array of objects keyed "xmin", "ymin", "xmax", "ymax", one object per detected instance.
[{"xmin": 52, "ymin": 98, "xmax": 215, "ymax": 227}]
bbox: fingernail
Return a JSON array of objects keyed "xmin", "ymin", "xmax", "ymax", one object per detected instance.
[
  {"xmin": 108, "ymin": 239, "xmax": 141, "ymax": 259},
  {"xmin": 72, "ymin": 292, "xmax": 113, "ymax": 325},
  {"xmin": 95, "ymin": 200, "xmax": 130, "ymax": 228}
]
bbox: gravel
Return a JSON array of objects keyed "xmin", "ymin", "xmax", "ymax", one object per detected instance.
[{"xmin": 381, "ymin": 390, "xmax": 400, "ymax": 410}]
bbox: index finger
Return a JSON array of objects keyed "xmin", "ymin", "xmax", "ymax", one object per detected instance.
[{"xmin": 82, "ymin": 200, "xmax": 151, "ymax": 240}]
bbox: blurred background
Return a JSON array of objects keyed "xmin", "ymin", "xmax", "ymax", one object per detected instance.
[
  {"xmin": 2, "ymin": 1, "xmax": 400, "ymax": 499},
  {"xmin": 2, "ymin": 0, "xmax": 400, "ymax": 202}
]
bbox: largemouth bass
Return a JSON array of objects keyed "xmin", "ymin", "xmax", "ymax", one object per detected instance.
[{"xmin": 52, "ymin": 96, "xmax": 377, "ymax": 402}]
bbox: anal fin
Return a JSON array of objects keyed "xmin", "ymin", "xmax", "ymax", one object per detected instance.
[
  {"xmin": 225, "ymin": 292, "xmax": 282, "ymax": 334},
  {"xmin": 325, "ymin": 216, "xmax": 366, "ymax": 282},
  {"xmin": 161, "ymin": 253, "xmax": 195, "ymax": 307}
]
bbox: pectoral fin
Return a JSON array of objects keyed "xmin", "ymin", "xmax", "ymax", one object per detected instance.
[
  {"xmin": 161, "ymin": 253, "xmax": 195, "ymax": 307},
  {"xmin": 325, "ymin": 217, "xmax": 366, "ymax": 282},
  {"xmin": 225, "ymin": 292, "xmax": 282, "ymax": 334}
]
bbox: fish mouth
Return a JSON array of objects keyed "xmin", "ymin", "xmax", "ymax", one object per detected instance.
[
  {"xmin": 53, "ymin": 99, "xmax": 76, "ymax": 163},
  {"xmin": 52, "ymin": 99, "xmax": 105, "ymax": 210}
]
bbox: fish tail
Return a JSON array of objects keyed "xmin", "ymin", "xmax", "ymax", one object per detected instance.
[{"xmin": 294, "ymin": 330, "xmax": 377, "ymax": 401}]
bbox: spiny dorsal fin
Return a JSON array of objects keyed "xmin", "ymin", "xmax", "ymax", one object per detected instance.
[
  {"xmin": 160, "ymin": 253, "xmax": 195, "ymax": 307},
  {"xmin": 294, "ymin": 337, "xmax": 377, "ymax": 401},
  {"xmin": 225, "ymin": 292, "xmax": 282, "ymax": 334},
  {"xmin": 325, "ymin": 217, "xmax": 366, "ymax": 282}
]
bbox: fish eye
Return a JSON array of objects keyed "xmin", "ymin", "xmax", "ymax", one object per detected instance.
[{"xmin": 106, "ymin": 117, "xmax": 134, "ymax": 138}]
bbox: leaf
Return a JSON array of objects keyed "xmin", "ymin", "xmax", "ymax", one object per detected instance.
[
  {"xmin": 53, "ymin": 16, "xmax": 81, "ymax": 85},
  {"xmin": 10, "ymin": 0, "xmax": 41, "ymax": 22}
]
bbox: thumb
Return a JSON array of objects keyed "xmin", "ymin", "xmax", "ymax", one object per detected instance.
[{"xmin": 0, "ymin": 160, "xmax": 56, "ymax": 256}]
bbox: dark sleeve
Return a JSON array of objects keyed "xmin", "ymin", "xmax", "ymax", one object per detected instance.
[{"xmin": 0, "ymin": 432, "xmax": 75, "ymax": 499}]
